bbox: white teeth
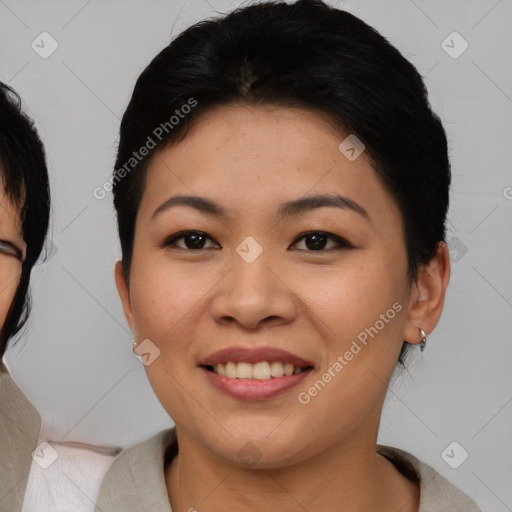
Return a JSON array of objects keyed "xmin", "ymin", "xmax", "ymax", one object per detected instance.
[
  {"xmin": 225, "ymin": 361, "xmax": 237, "ymax": 379},
  {"xmin": 270, "ymin": 361, "xmax": 284, "ymax": 378},
  {"xmin": 253, "ymin": 361, "xmax": 271, "ymax": 380},
  {"xmin": 236, "ymin": 362, "xmax": 253, "ymax": 379},
  {"xmin": 212, "ymin": 361, "xmax": 307, "ymax": 380}
]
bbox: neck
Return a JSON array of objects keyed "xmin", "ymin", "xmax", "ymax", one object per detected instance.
[{"xmin": 165, "ymin": 426, "xmax": 419, "ymax": 512}]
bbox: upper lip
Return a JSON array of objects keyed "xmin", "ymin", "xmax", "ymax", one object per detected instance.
[{"xmin": 200, "ymin": 347, "xmax": 314, "ymax": 367}]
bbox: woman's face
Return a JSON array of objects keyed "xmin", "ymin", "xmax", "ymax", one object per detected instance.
[
  {"xmin": 0, "ymin": 184, "xmax": 25, "ymax": 329},
  {"xmin": 116, "ymin": 104, "xmax": 445, "ymax": 467}
]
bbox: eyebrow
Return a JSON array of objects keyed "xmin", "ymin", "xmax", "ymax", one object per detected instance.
[{"xmin": 151, "ymin": 193, "xmax": 369, "ymax": 221}]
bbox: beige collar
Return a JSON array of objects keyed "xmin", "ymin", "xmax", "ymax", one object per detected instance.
[
  {"xmin": 96, "ymin": 427, "xmax": 482, "ymax": 512},
  {"xmin": 0, "ymin": 365, "xmax": 41, "ymax": 511}
]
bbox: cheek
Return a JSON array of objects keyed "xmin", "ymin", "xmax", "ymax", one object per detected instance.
[
  {"xmin": 289, "ymin": 255, "xmax": 408, "ymax": 347},
  {"xmin": 128, "ymin": 259, "xmax": 221, "ymax": 353},
  {"xmin": 288, "ymin": 260, "xmax": 408, "ymax": 441},
  {"xmin": 127, "ymin": 259, "xmax": 222, "ymax": 418},
  {"xmin": 0, "ymin": 269, "xmax": 21, "ymax": 328}
]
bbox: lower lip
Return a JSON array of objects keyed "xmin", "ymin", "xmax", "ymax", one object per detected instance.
[{"xmin": 202, "ymin": 367, "xmax": 311, "ymax": 400}]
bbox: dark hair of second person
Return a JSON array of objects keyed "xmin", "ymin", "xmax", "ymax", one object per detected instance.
[{"xmin": 0, "ymin": 83, "xmax": 51, "ymax": 358}]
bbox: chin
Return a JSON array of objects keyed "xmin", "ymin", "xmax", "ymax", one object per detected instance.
[{"xmin": 201, "ymin": 425, "xmax": 312, "ymax": 470}]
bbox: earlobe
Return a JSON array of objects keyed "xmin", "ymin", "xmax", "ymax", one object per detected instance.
[
  {"xmin": 114, "ymin": 260, "xmax": 135, "ymax": 332},
  {"xmin": 404, "ymin": 242, "xmax": 451, "ymax": 347}
]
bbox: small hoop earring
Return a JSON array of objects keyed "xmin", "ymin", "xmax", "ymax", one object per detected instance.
[
  {"xmin": 418, "ymin": 328, "xmax": 427, "ymax": 352},
  {"xmin": 132, "ymin": 339, "xmax": 137, "ymax": 352}
]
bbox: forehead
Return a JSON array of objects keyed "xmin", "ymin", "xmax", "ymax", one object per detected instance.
[
  {"xmin": 140, "ymin": 104, "xmax": 399, "ymax": 223},
  {"xmin": 168, "ymin": 103, "xmax": 347, "ymax": 164}
]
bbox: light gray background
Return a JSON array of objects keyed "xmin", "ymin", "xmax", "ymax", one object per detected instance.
[{"xmin": 1, "ymin": 0, "xmax": 511, "ymax": 509}]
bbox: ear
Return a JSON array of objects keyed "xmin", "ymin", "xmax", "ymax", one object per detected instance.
[
  {"xmin": 404, "ymin": 242, "xmax": 451, "ymax": 346},
  {"xmin": 114, "ymin": 260, "xmax": 135, "ymax": 332}
]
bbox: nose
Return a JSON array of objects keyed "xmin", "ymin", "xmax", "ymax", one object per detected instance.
[{"xmin": 209, "ymin": 251, "xmax": 297, "ymax": 330}]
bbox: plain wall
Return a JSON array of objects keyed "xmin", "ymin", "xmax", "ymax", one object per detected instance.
[{"xmin": 1, "ymin": 0, "xmax": 511, "ymax": 509}]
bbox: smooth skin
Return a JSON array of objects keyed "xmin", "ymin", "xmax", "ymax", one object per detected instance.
[
  {"xmin": 0, "ymin": 186, "xmax": 25, "ymax": 327},
  {"xmin": 115, "ymin": 104, "xmax": 450, "ymax": 512}
]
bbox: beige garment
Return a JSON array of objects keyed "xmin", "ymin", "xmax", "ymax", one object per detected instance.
[
  {"xmin": 0, "ymin": 365, "xmax": 41, "ymax": 512},
  {"xmin": 95, "ymin": 427, "xmax": 482, "ymax": 512},
  {"xmin": 0, "ymin": 364, "xmax": 119, "ymax": 512}
]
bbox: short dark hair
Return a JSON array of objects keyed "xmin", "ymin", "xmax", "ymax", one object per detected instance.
[
  {"xmin": 112, "ymin": 0, "xmax": 451, "ymax": 362},
  {"xmin": 0, "ymin": 82, "xmax": 51, "ymax": 358}
]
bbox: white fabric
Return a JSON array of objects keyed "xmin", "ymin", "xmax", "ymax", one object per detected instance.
[
  {"xmin": 1, "ymin": 364, "xmax": 118, "ymax": 512},
  {"xmin": 21, "ymin": 442, "xmax": 117, "ymax": 512}
]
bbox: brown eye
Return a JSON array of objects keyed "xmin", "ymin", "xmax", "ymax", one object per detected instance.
[
  {"xmin": 164, "ymin": 231, "xmax": 220, "ymax": 250},
  {"xmin": 290, "ymin": 231, "xmax": 352, "ymax": 251}
]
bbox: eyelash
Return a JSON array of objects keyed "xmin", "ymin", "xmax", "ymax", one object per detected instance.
[{"xmin": 162, "ymin": 230, "xmax": 353, "ymax": 252}]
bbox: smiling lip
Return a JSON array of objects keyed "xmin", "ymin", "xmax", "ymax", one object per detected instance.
[
  {"xmin": 202, "ymin": 367, "xmax": 312, "ymax": 400},
  {"xmin": 200, "ymin": 347, "xmax": 313, "ymax": 367},
  {"xmin": 200, "ymin": 346, "xmax": 314, "ymax": 400}
]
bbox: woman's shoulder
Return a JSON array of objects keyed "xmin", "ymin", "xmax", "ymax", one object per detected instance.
[
  {"xmin": 95, "ymin": 428, "xmax": 177, "ymax": 512},
  {"xmin": 0, "ymin": 367, "xmax": 41, "ymax": 510},
  {"xmin": 1, "ymin": 367, "xmax": 121, "ymax": 511},
  {"xmin": 96, "ymin": 432, "xmax": 484, "ymax": 512},
  {"xmin": 377, "ymin": 444, "xmax": 482, "ymax": 512}
]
